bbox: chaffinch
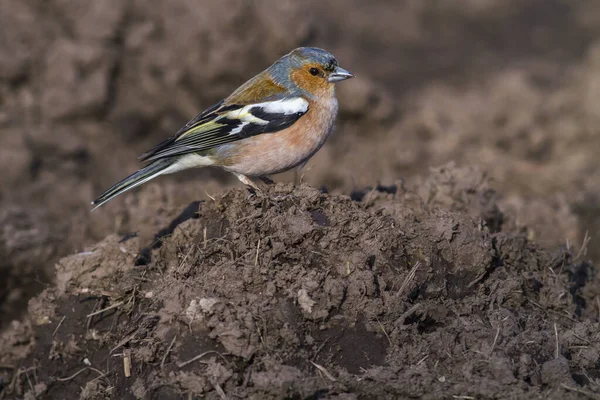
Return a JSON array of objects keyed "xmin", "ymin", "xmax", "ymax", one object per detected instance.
[{"xmin": 92, "ymin": 47, "xmax": 353, "ymax": 209}]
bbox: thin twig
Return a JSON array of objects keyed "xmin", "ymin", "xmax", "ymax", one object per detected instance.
[
  {"xmin": 397, "ymin": 261, "xmax": 420, "ymax": 296},
  {"xmin": 177, "ymin": 351, "xmax": 227, "ymax": 368},
  {"xmin": 362, "ymin": 186, "xmax": 378, "ymax": 208},
  {"xmin": 87, "ymin": 367, "xmax": 108, "ymax": 385},
  {"xmin": 24, "ymin": 369, "xmax": 34, "ymax": 396},
  {"xmin": 179, "ymin": 246, "xmax": 195, "ymax": 270},
  {"xmin": 212, "ymin": 380, "xmax": 228, "ymax": 400},
  {"xmin": 242, "ymin": 366, "xmax": 253, "ymax": 388},
  {"xmin": 395, "ymin": 303, "xmax": 422, "ymax": 325},
  {"xmin": 467, "ymin": 271, "xmax": 489, "ymax": 288},
  {"xmin": 376, "ymin": 318, "xmax": 392, "ymax": 346},
  {"xmin": 446, "ymin": 237, "xmax": 454, "ymax": 262},
  {"xmin": 10, "ymin": 367, "xmax": 30, "ymax": 393},
  {"xmin": 52, "ymin": 316, "xmax": 66, "ymax": 337},
  {"xmin": 57, "ymin": 368, "xmax": 90, "ymax": 382},
  {"xmin": 309, "ymin": 361, "xmax": 337, "ymax": 382},
  {"xmin": 127, "ymin": 287, "xmax": 137, "ymax": 316},
  {"xmin": 204, "ymin": 191, "xmax": 216, "ymax": 201},
  {"xmin": 87, "ymin": 299, "xmax": 102, "ymax": 331},
  {"xmin": 123, "ymin": 350, "xmax": 132, "ymax": 378},
  {"xmin": 489, "ymin": 327, "xmax": 500, "ymax": 358},
  {"xmin": 561, "ymin": 384, "xmax": 600, "ymax": 400},
  {"xmin": 572, "ymin": 334, "xmax": 591, "ymax": 345},
  {"xmin": 111, "ymin": 328, "xmax": 140, "ymax": 353},
  {"xmin": 312, "ymin": 337, "xmax": 331, "ymax": 360},
  {"xmin": 9, "ymin": 370, "xmax": 17, "ymax": 393},
  {"xmin": 576, "ymin": 231, "xmax": 591, "ymax": 260},
  {"xmin": 529, "ymin": 300, "xmax": 576, "ymax": 322},
  {"xmin": 161, "ymin": 335, "xmax": 177, "ymax": 368},
  {"xmin": 86, "ymin": 301, "xmax": 124, "ymax": 318},
  {"xmin": 254, "ymin": 239, "xmax": 261, "ymax": 266}
]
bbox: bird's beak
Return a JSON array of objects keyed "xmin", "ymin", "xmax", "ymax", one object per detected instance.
[{"xmin": 328, "ymin": 66, "xmax": 354, "ymax": 83}]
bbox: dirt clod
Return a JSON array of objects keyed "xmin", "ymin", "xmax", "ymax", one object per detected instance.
[{"xmin": 1, "ymin": 174, "xmax": 598, "ymax": 399}]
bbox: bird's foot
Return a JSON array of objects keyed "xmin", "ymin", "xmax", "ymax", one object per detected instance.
[
  {"xmin": 234, "ymin": 173, "xmax": 264, "ymax": 199},
  {"xmin": 258, "ymin": 176, "xmax": 275, "ymax": 185},
  {"xmin": 245, "ymin": 185, "xmax": 260, "ymax": 198}
]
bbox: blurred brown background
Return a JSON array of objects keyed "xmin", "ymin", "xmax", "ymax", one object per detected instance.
[{"xmin": 2, "ymin": 0, "xmax": 600, "ymax": 324}]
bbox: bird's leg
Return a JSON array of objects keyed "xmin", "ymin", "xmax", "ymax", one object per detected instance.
[
  {"xmin": 233, "ymin": 173, "xmax": 261, "ymax": 195},
  {"xmin": 258, "ymin": 176, "xmax": 275, "ymax": 185}
]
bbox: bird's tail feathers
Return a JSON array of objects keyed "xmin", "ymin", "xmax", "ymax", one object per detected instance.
[{"xmin": 91, "ymin": 159, "xmax": 173, "ymax": 210}]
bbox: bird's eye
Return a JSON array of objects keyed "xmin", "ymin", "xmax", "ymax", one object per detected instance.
[{"xmin": 309, "ymin": 67, "xmax": 320, "ymax": 76}]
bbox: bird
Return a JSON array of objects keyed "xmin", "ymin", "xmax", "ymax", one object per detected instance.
[{"xmin": 91, "ymin": 47, "xmax": 353, "ymax": 209}]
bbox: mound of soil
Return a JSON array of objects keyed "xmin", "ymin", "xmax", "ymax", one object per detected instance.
[
  {"xmin": 2, "ymin": 0, "xmax": 600, "ymax": 336},
  {"xmin": 1, "ymin": 167, "xmax": 598, "ymax": 399},
  {"xmin": 2, "ymin": 1, "xmax": 600, "ymax": 398}
]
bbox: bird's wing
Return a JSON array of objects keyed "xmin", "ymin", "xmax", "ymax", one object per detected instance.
[{"xmin": 138, "ymin": 96, "xmax": 309, "ymax": 162}]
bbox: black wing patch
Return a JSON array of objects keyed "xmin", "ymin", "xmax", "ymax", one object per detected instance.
[
  {"xmin": 139, "ymin": 98, "xmax": 309, "ymax": 162},
  {"xmin": 138, "ymin": 100, "xmax": 226, "ymax": 162},
  {"xmin": 251, "ymin": 108, "xmax": 305, "ymax": 134}
]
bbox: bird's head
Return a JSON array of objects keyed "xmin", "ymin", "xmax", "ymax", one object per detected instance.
[{"xmin": 271, "ymin": 47, "xmax": 354, "ymax": 96}]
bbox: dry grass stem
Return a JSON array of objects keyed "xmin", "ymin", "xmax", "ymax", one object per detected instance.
[
  {"xmin": 376, "ymin": 317, "xmax": 392, "ymax": 346},
  {"xmin": 123, "ymin": 351, "xmax": 132, "ymax": 378},
  {"xmin": 489, "ymin": 327, "xmax": 500, "ymax": 358},
  {"xmin": 255, "ymin": 239, "xmax": 261, "ymax": 266},
  {"xmin": 161, "ymin": 335, "xmax": 177, "ymax": 368},
  {"xmin": 397, "ymin": 261, "xmax": 421, "ymax": 296},
  {"xmin": 560, "ymin": 384, "xmax": 600, "ymax": 399},
  {"xmin": 86, "ymin": 301, "xmax": 124, "ymax": 318},
  {"xmin": 177, "ymin": 351, "xmax": 228, "ymax": 368},
  {"xmin": 52, "ymin": 315, "xmax": 66, "ymax": 337},
  {"xmin": 310, "ymin": 361, "xmax": 337, "ymax": 382}
]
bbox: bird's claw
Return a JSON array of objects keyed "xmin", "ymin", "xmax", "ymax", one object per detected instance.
[{"xmin": 259, "ymin": 176, "xmax": 275, "ymax": 185}]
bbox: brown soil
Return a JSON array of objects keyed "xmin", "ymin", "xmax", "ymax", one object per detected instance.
[
  {"xmin": 2, "ymin": 168, "xmax": 600, "ymax": 399},
  {"xmin": 2, "ymin": 0, "xmax": 600, "ymax": 398}
]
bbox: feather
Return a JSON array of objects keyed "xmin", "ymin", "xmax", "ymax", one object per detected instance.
[
  {"xmin": 91, "ymin": 158, "xmax": 174, "ymax": 210},
  {"xmin": 140, "ymin": 97, "xmax": 309, "ymax": 162}
]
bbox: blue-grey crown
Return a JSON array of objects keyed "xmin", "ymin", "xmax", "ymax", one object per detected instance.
[
  {"xmin": 268, "ymin": 47, "xmax": 339, "ymax": 89},
  {"xmin": 290, "ymin": 47, "xmax": 338, "ymax": 70}
]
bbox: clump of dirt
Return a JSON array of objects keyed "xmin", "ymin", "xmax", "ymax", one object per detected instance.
[
  {"xmin": 2, "ymin": 167, "xmax": 598, "ymax": 399},
  {"xmin": 0, "ymin": 208, "xmax": 56, "ymax": 325},
  {"xmin": 2, "ymin": 0, "xmax": 600, "ymax": 333}
]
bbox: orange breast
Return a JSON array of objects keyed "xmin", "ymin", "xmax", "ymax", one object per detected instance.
[{"xmin": 217, "ymin": 96, "xmax": 338, "ymax": 176}]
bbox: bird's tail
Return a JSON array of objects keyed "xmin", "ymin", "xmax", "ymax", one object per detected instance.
[{"xmin": 91, "ymin": 158, "xmax": 174, "ymax": 210}]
